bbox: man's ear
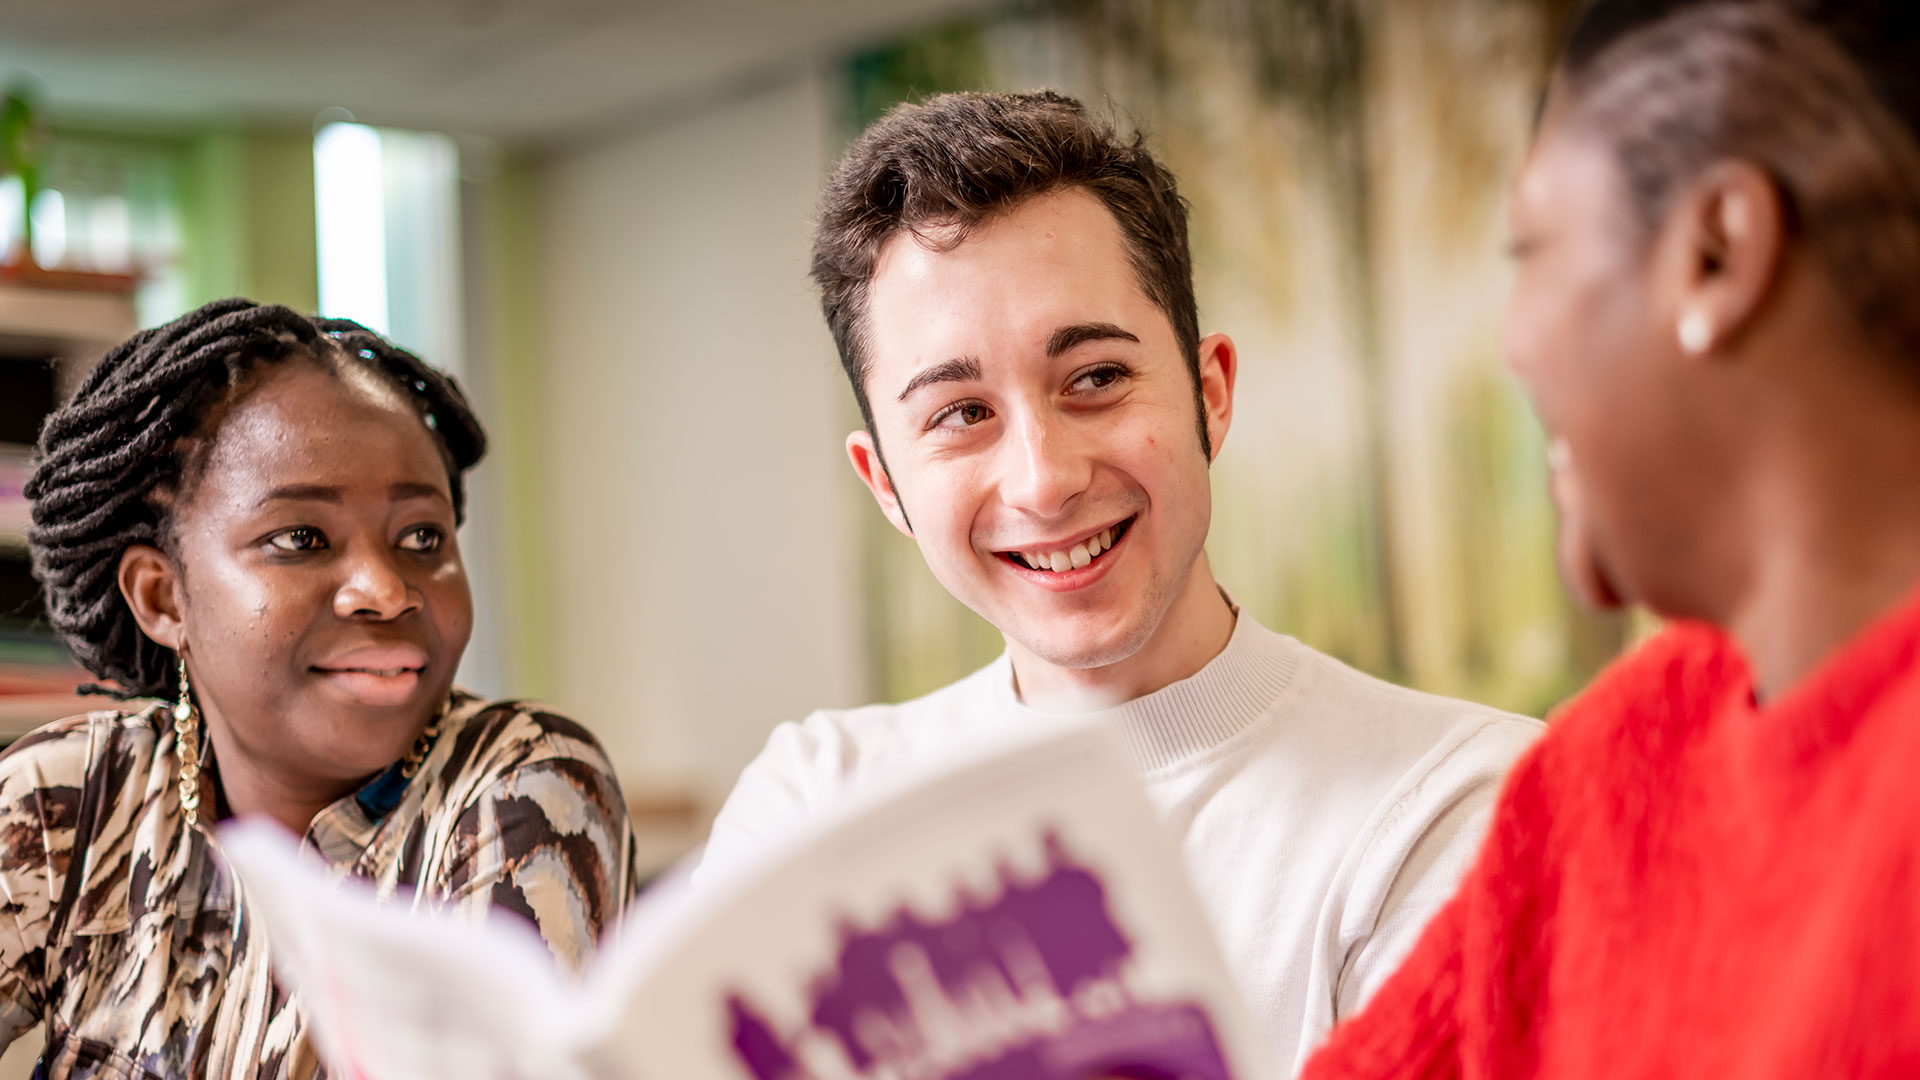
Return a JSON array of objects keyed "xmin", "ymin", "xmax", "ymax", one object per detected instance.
[
  {"xmin": 1197, "ymin": 332, "xmax": 1239, "ymax": 462},
  {"xmin": 118, "ymin": 544, "xmax": 187, "ymax": 652},
  {"xmin": 846, "ymin": 429, "xmax": 914, "ymax": 537},
  {"xmin": 1661, "ymin": 160, "xmax": 1785, "ymax": 360}
]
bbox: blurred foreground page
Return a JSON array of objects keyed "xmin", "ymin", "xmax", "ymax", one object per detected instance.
[{"xmin": 222, "ymin": 722, "xmax": 1277, "ymax": 1080}]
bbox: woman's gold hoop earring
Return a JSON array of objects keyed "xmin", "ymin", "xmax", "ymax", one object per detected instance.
[{"xmin": 173, "ymin": 656, "xmax": 203, "ymax": 827}]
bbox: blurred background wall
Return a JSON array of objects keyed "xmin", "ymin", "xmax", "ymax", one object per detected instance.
[{"xmin": 0, "ymin": 0, "xmax": 1625, "ymax": 922}]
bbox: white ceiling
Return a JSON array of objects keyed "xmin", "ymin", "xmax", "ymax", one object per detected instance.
[{"xmin": 0, "ymin": 0, "xmax": 985, "ymax": 144}]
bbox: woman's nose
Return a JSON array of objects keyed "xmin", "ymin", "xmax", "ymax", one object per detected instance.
[{"xmin": 333, "ymin": 549, "xmax": 420, "ymax": 620}]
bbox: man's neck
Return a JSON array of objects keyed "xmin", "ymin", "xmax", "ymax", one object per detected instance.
[{"xmin": 1008, "ymin": 557, "xmax": 1237, "ymax": 713}]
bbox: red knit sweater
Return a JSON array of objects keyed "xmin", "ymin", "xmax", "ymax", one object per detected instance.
[{"xmin": 1303, "ymin": 586, "xmax": 1920, "ymax": 1079}]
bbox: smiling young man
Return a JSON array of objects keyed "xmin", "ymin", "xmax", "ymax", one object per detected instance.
[{"xmin": 698, "ymin": 91, "xmax": 1542, "ymax": 1069}]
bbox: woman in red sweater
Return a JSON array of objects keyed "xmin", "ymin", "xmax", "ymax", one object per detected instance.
[{"xmin": 1304, "ymin": 1, "xmax": 1920, "ymax": 1077}]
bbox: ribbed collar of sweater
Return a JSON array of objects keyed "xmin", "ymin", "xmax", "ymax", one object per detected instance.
[{"xmin": 988, "ymin": 606, "xmax": 1302, "ymax": 773}]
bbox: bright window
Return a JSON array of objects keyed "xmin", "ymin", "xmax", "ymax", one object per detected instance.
[{"xmin": 313, "ymin": 121, "xmax": 464, "ymax": 378}]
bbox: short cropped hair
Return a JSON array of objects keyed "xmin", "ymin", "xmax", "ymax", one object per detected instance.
[
  {"xmin": 1557, "ymin": 0, "xmax": 1920, "ymax": 367},
  {"xmin": 810, "ymin": 90, "xmax": 1211, "ymax": 457}
]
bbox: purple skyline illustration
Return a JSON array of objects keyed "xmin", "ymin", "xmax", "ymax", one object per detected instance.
[{"xmin": 726, "ymin": 830, "xmax": 1235, "ymax": 1080}]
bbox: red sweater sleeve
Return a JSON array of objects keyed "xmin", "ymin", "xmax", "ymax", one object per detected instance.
[{"xmin": 1301, "ymin": 626, "xmax": 1724, "ymax": 1080}]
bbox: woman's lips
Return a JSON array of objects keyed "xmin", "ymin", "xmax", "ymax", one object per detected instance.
[
  {"xmin": 311, "ymin": 667, "xmax": 425, "ymax": 707},
  {"xmin": 311, "ymin": 646, "xmax": 430, "ymax": 707},
  {"xmin": 314, "ymin": 645, "xmax": 429, "ymax": 671}
]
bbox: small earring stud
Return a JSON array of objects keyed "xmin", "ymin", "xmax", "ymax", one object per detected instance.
[{"xmin": 1678, "ymin": 310, "xmax": 1714, "ymax": 356}]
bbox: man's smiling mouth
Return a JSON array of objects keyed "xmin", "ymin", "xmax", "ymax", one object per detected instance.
[{"xmin": 1000, "ymin": 516, "xmax": 1135, "ymax": 573}]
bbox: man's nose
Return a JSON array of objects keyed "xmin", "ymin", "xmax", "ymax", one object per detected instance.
[{"xmin": 996, "ymin": 411, "xmax": 1092, "ymax": 519}]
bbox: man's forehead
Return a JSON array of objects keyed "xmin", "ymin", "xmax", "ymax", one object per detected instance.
[
  {"xmin": 863, "ymin": 190, "xmax": 1159, "ymax": 378},
  {"xmin": 870, "ymin": 187, "xmax": 1130, "ymax": 282}
]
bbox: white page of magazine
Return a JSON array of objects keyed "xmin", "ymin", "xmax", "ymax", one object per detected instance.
[{"xmin": 221, "ymin": 721, "xmax": 1278, "ymax": 1080}]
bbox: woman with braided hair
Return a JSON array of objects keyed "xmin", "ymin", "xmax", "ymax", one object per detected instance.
[{"xmin": 0, "ymin": 298, "xmax": 636, "ymax": 1078}]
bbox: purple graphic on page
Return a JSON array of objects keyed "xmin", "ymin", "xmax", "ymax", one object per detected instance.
[{"xmin": 726, "ymin": 830, "xmax": 1235, "ymax": 1080}]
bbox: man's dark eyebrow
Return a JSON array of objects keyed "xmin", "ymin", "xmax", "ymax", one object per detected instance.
[
  {"xmin": 1046, "ymin": 322, "xmax": 1140, "ymax": 357},
  {"xmin": 897, "ymin": 357, "xmax": 984, "ymax": 402}
]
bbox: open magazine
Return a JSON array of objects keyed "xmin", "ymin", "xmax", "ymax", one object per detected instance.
[{"xmin": 218, "ymin": 722, "xmax": 1279, "ymax": 1080}]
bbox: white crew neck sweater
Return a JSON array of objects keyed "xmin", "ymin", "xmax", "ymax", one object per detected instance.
[{"xmin": 698, "ymin": 610, "xmax": 1542, "ymax": 1072}]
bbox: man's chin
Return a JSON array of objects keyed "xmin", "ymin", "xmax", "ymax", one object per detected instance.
[{"xmin": 1011, "ymin": 617, "xmax": 1155, "ymax": 675}]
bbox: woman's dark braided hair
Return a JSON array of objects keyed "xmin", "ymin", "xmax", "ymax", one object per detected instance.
[{"xmin": 24, "ymin": 297, "xmax": 487, "ymax": 701}]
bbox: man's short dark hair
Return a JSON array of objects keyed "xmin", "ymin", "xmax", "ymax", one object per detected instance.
[{"xmin": 811, "ymin": 90, "xmax": 1211, "ymax": 458}]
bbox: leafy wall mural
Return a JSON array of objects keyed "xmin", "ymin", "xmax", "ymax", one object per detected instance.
[{"xmin": 846, "ymin": 0, "xmax": 1622, "ymax": 717}]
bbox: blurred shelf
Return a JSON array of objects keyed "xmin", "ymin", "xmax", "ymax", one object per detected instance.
[
  {"xmin": 0, "ymin": 691, "xmax": 94, "ymax": 742},
  {"xmin": 1, "ymin": 442, "xmax": 29, "ymax": 550},
  {"xmin": 627, "ymin": 788, "xmax": 712, "ymax": 879},
  {"xmin": 0, "ymin": 648, "xmax": 93, "ymax": 743},
  {"xmin": 0, "ymin": 274, "xmax": 139, "ymax": 753},
  {"xmin": 0, "ymin": 264, "xmax": 138, "ymax": 294},
  {"xmin": 0, "ymin": 279, "xmax": 139, "ymax": 348}
]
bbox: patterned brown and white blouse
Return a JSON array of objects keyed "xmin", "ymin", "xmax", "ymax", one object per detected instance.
[{"xmin": 0, "ymin": 690, "xmax": 637, "ymax": 1079}]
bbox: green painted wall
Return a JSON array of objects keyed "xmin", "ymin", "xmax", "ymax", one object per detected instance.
[
  {"xmin": 43, "ymin": 120, "xmax": 319, "ymax": 320},
  {"xmin": 180, "ymin": 128, "xmax": 317, "ymax": 312},
  {"xmin": 468, "ymin": 152, "xmax": 558, "ymax": 701}
]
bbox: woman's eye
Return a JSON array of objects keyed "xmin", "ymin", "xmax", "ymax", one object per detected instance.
[
  {"xmin": 398, "ymin": 526, "xmax": 444, "ymax": 553},
  {"xmin": 267, "ymin": 527, "xmax": 328, "ymax": 553},
  {"xmin": 932, "ymin": 401, "xmax": 994, "ymax": 430}
]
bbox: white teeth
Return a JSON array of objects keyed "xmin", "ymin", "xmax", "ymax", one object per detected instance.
[{"xmin": 1015, "ymin": 526, "xmax": 1125, "ymax": 572}]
